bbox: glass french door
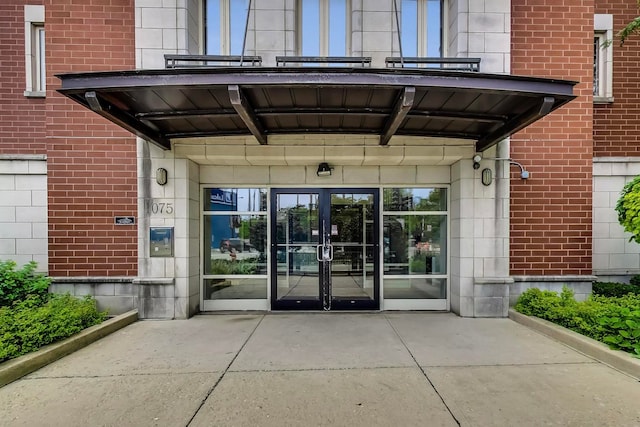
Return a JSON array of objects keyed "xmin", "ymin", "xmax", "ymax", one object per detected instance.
[{"xmin": 271, "ymin": 188, "xmax": 379, "ymax": 310}]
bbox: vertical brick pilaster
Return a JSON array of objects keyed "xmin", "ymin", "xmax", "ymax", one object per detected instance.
[
  {"xmin": 511, "ymin": 0, "xmax": 594, "ymax": 275},
  {"xmin": 45, "ymin": 0, "xmax": 137, "ymax": 276}
]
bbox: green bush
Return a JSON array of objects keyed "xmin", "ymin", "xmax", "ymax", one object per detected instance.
[
  {"xmin": 0, "ymin": 260, "xmax": 50, "ymax": 307},
  {"xmin": 615, "ymin": 175, "xmax": 640, "ymax": 244},
  {"xmin": 593, "ymin": 281, "xmax": 640, "ymax": 297},
  {"xmin": 516, "ymin": 287, "xmax": 640, "ymax": 358},
  {"xmin": 211, "ymin": 259, "xmax": 257, "ymax": 275},
  {"xmin": 630, "ymin": 275, "xmax": 640, "ymax": 287},
  {"xmin": 0, "ymin": 294, "xmax": 107, "ymax": 362}
]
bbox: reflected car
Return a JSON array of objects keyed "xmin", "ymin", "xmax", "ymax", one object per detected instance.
[{"xmin": 219, "ymin": 238, "xmax": 253, "ymax": 253}]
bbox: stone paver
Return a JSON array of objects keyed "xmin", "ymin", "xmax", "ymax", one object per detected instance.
[{"xmin": 1, "ymin": 312, "xmax": 640, "ymax": 427}]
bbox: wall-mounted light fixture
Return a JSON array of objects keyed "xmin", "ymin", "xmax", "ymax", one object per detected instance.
[
  {"xmin": 509, "ymin": 160, "xmax": 530, "ymax": 179},
  {"xmin": 317, "ymin": 162, "xmax": 332, "ymax": 177},
  {"xmin": 156, "ymin": 167, "xmax": 168, "ymax": 185},
  {"xmin": 480, "ymin": 157, "xmax": 530, "ymax": 180},
  {"xmin": 472, "ymin": 154, "xmax": 482, "ymax": 170},
  {"xmin": 481, "ymin": 168, "xmax": 493, "ymax": 186}
]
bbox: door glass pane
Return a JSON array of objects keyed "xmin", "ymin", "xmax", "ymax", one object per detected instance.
[
  {"xmin": 275, "ymin": 193, "xmax": 320, "ymax": 301},
  {"xmin": 330, "ymin": 193, "xmax": 375, "ymax": 301}
]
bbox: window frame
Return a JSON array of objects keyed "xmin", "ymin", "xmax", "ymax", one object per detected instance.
[
  {"xmin": 204, "ymin": 0, "xmax": 249, "ymax": 55},
  {"xmin": 24, "ymin": 5, "xmax": 45, "ymax": 98},
  {"xmin": 297, "ymin": 0, "xmax": 351, "ymax": 57},
  {"xmin": 401, "ymin": 0, "xmax": 444, "ymax": 58},
  {"xmin": 594, "ymin": 14, "xmax": 613, "ymax": 103}
]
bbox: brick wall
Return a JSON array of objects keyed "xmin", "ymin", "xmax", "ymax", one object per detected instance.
[
  {"xmin": 0, "ymin": 0, "xmax": 46, "ymax": 154},
  {"xmin": 593, "ymin": 1, "xmax": 640, "ymax": 157},
  {"xmin": 45, "ymin": 0, "xmax": 137, "ymax": 276},
  {"xmin": 510, "ymin": 0, "xmax": 594, "ymax": 275}
]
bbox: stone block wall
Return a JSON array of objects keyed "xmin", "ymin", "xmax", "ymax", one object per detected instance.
[
  {"xmin": 593, "ymin": 158, "xmax": 640, "ymax": 282},
  {"xmin": 0, "ymin": 156, "xmax": 48, "ymax": 271}
]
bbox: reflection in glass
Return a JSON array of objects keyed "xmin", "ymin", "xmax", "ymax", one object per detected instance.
[
  {"xmin": 203, "ymin": 188, "xmax": 267, "ymax": 212},
  {"xmin": 275, "ymin": 193, "xmax": 320, "ymax": 301},
  {"xmin": 384, "ymin": 214, "xmax": 446, "ymax": 275},
  {"xmin": 384, "ymin": 278, "xmax": 446, "ymax": 299},
  {"xmin": 330, "ymin": 193, "xmax": 375, "ymax": 301},
  {"xmin": 383, "ymin": 188, "xmax": 447, "ymax": 211},
  {"xmin": 204, "ymin": 214, "xmax": 267, "ymax": 276},
  {"xmin": 205, "ymin": 278, "xmax": 267, "ymax": 299}
]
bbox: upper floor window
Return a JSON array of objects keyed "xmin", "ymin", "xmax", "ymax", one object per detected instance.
[
  {"xmin": 401, "ymin": 0, "xmax": 442, "ymax": 57},
  {"xmin": 205, "ymin": 0, "xmax": 249, "ymax": 55},
  {"xmin": 594, "ymin": 14, "xmax": 613, "ymax": 103},
  {"xmin": 24, "ymin": 5, "xmax": 45, "ymax": 97},
  {"xmin": 299, "ymin": 0, "xmax": 348, "ymax": 56}
]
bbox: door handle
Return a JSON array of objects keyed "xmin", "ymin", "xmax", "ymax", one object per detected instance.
[{"xmin": 317, "ymin": 244, "xmax": 333, "ymax": 261}]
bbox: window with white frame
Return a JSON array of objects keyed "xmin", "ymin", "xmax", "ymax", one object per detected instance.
[
  {"xmin": 594, "ymin": 14, "xmax": 613, "ymax": 102},
  {"xmin": 205, "ymin": 0, "xmax": 249, "ymax": 55},
  {"xmin": 401, "ymin": 0, "xmax": 442, "ymax": 58},
  {"xmin": 24, "ymin": 5, "xmax": 45, "ymax": 97},
  {"xmin": 298, "ymin": 0, "xmax": 349, "ymax": 56}
]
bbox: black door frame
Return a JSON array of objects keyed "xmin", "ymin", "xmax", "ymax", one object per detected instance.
[{"xmin": 270, "ymin": 188, "xmax": 380, "ymax": 310}]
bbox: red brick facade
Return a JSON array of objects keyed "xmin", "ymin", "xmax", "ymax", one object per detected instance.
[
  {"xmin": 510, "ymin": 0, "xmax": 594, "ymax": 275},
  {"xmin": 45, "ymin": 0, "xmax": 137, "ymax": 276},
  {"xmin": 0, "ymin": 0, "xmax": 138, "ymax": 276},
  {"xmin": 0, "ymin": 0, "xmax": 46, "ymax": 154},
  {"xmin": 593, "ymin": 1, "xmax": 640, "ymax": 157}
]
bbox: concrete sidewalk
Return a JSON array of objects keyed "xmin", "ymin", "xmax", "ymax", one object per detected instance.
[{"xmin": 2, "ymin": 313, "xmax": 640, "ymax": 426}]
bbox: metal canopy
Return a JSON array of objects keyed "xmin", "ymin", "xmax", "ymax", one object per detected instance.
[{"xmin": 56, "ymin": 67, "xmax": 577, "ymax": 152}]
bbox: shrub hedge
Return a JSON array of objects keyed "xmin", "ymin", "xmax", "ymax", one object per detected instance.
[
  {"xmin": 593, "ymin": 281, "xmax": 640, "ymax": 297},
  {"xmin": 515, "ymin": 287, "xmax": 640, "ymax": 358},
  {"xmin": 0, "ymin": 294, "xmax": 107, "ymax": 362},
  {"xmin": 0, "ymin": 260, "xmax": 107, "ymax": 363},
  {"xmin": 0, "ymin": 260, "xmax": 50, "ymax": 307}
]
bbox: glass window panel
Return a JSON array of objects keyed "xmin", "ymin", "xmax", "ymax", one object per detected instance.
[
  {"xmin": 384, "ymin": 278, "xmax": 446, "ymax": 299},
  {"xmin": 328, "ymin": 0, "xmax": 346, "ymax": 56},
  {"xmin": 36, "ymin": 26, "xmax": 45, "ymax": 91},
  {"xmin": 203, "ymin": 188, "xmax": 267, "ymax": 212},
  {"xmin": 301, "ymin": 0, "xmax": 320, "ymax": 55},
  {"xmin": 426, "ymin": 0, "xmax": 441, "ymax": 57},
  {"xmin": 401, "ymin": 0, "xmax": 418, "ymax": 57},
  {"xmin": 383, "ymin": 188, "xmax": 447, "ymax": 211},
  {"xmin": 205, "ymin": 278, "xmax": 267, "ymax": 299},
  {"xmin": 204, "ymin": 214, "xmax": 267, "ymax": 275},
  {"xmin": 205, "ymin": 0, "xmax": 221, "ymax": 54},
  {"xmin": 593, "ymin": 36, "xmax": 600, "ymax": 96},
  {"xmin": 383, "ymin": 214, "xmax": 446, "ymax": 275},
  {"xmin": 229, "ymin": 0, "xmax": 249, "ymax": 55}
]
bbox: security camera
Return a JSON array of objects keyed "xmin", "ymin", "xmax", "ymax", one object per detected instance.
[{"xmin": 472, "ymin": 154, "xmax": 482, "ymax": 170}]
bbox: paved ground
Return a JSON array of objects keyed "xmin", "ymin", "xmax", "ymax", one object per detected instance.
[{"xmin": 2, "ymin": 312, "xmax": 640, "ymax": 426}]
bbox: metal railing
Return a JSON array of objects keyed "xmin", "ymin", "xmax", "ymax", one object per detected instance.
[
  {"xmin": 164, "ymin": 54, "xmax": 263, "ymax": 68},
  {"xmin": 275, "ymin": 56, "xmax": 372, "ymax": 67},
  {"xmin": 385, "ymin": 57, "xmax": 481, "ymax": 72}
]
